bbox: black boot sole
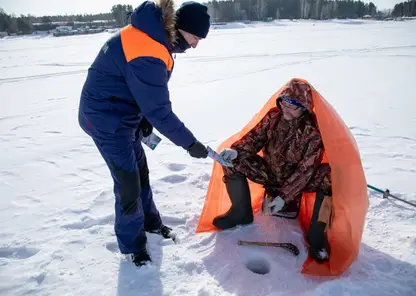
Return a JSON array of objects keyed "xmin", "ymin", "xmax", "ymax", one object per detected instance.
[{"xmin": 213, "ymin": 213, "xmax": 253, "ymax": 230}]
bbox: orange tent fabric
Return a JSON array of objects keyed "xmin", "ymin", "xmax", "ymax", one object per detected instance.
[{"xmin": 196, "ymin": 78, "xmax": 369, "ymax": 276}]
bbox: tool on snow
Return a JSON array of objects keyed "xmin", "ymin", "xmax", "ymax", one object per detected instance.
[{"xmin": 238, "ymin": 240, "xmax": 300, "ymax": 256}]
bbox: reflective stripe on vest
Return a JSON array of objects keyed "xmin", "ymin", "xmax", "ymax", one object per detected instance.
[{"xmin": 120, "ymin": 25, "xmax": 173, "ymax": 71}]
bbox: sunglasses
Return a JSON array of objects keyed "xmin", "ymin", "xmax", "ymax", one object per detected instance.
[{"xmin": 280, "ymin": 96, "xmax": 304, "ymax": 111}]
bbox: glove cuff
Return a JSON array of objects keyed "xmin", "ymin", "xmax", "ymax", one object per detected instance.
[{"xmin": 188, "ymin": 141, "xmax": 197, "ymax": 150}]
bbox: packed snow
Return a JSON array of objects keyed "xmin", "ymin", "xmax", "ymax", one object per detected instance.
[{"xmin": 1, "ymin": 19, "xmax": 415, "ymax": 296}]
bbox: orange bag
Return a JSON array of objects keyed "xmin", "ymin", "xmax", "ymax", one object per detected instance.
[{"xmin": 196, "ymin": 78, "xmax": 369, "ymax": 276}]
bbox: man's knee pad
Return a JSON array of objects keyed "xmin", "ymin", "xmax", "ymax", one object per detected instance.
[
  {"xmin": 113, "ymin": 168, "xmax": 140, "ymax": 215},
  {"xmin": 138, "ymin": 152, "xmax": 150, "ymax": 188}
]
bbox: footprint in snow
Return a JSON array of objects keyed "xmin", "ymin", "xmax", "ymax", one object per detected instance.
[
  {"xmin": 190, "ymin": 172, "xmax": 211, "ymax": 189},
  {"xmin": 166, "ymin": 163, "xmax": 187, "ymax": 172},
  {"xmin": 31, "ymin": 272, "xmax": 46, "ymax": 285},
  {"xmin": 105, "ymin": 242, "xmax": 119, "ymax": 253},
  {"xmin": 65, "ymin": 239, "xmax": 85, "ymax": 245},
  {"xmin": 0, "ymin": 246, "xmax": 40, "ymax": 260},
  {"xmin": 159, "ymin": 174, "xmax": 188, "ymax": 184},
  {"xmin": 153, "ymin": 188, "xmax": 164, "ymax": 195}
]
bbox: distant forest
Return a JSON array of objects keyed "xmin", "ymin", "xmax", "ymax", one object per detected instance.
[
  {"xmin": 0, "ymin": 1, "xmax": 415, "ymax": 35},
  {"xmin": 205, "ymin": 0, "xmax": 377, "ymax": 21},
  {"xmin": 204, "ymin": 0, "xmax": 415, "ymax": 21},
  {"xmin": 0, "ymin": 4, "xmax": 132, "ymax": 34},
  {"xmin": 391, "ymin": 0, "xmax": 416, "ymax": 16}
]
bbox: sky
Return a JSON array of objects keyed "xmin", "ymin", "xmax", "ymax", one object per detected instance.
[{"xmin": 0, "ymin": 0, "xmax": 400, "ymax": 16}]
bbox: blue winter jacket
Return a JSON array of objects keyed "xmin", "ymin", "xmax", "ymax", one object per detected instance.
[{"xmin": 78, "ymin": 1, "xmax": 196, "ymax": 150}]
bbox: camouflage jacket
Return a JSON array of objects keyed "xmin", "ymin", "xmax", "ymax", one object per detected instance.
[{"xmin": 230, "ymin": 107, "xmax": 331, "ymax": 202}]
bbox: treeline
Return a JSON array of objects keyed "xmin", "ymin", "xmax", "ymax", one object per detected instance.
[
  {"xmin": 111, "ymin": 4, "xmax": 133, "ymax": 27},
  {"xmin": 0, "ymin": 4, "xmax": 132, "ymax": 35},
  {"xmin": 0, "ymin": 10, "xmax": 32, "ymax": 34},
  {"xmin": 1, "ymin": 1, "xmax": 415, "ymax": 35},
  {"xmin": 31, "ymin": 13, "xmax": 113, "ymax": 23},
  {"xmin": 205, "ymin": 0, "xmax": 381, "ymax": 21},
  {"xmin": 392, "ymin": 0, "xmax": 416, "ymax": 16}
]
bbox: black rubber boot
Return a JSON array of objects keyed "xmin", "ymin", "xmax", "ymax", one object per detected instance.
[
  {"xmin": 148, "ymin": 225, "xmax": 176, "ymax": 241},
  {"xmin": 132, "ymin": 247, "xmax": 151, "ymax": 266},
  {"xmin": 307, "ymin": 190, "xmax": 331, "ymax": 263},
  {"xmin": 212, "ymin": 173, "xmax": 253, "ymax": 230}
]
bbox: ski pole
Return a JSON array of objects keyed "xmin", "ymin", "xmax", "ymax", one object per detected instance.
[{"xmin": 367, "ymin": 184, "xmax": 416, "ymax": 208}]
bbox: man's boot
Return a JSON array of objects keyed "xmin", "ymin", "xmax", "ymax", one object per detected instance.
[
  {"xmin": 132, "ymin": 247, "xmax": 151, "ymax": 267},
  {"xmin": 148, "ymin": 225, "xmax": 177, "ymax": 241},
  {"xmin": 307, "ymin": 190, "xmax": 332, "ymax": 263},
  {"xmin": 212, "ymin": 173, "xmax": 253, "ymax": 230}
]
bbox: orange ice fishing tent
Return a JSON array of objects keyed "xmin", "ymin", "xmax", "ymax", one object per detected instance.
[{"xmin": 196, "ymin": 78, "xmax": 369, "ymax": 277}]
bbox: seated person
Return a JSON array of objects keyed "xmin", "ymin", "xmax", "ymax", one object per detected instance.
[{"xmin": 213, "ymin": 80, "xmax": 332, "ymax": 263}]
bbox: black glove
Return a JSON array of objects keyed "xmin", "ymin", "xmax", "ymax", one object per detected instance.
[
  {"xmin": 188, "ymin": 141, "xmax": 208, "ymax": 159},
  {"xmin": 138, "ymin": 117, "xmax": 153, "ymax": 138}
]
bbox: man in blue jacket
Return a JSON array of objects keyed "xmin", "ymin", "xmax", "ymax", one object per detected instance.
[{"xmin": 78, "ymin": 0, "xmax": 210, "ymax": 266}]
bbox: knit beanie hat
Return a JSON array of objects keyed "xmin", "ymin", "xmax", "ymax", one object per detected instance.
[{"xmin": 175, "ymin": 1, "xmax": 210, "ymax": 38}]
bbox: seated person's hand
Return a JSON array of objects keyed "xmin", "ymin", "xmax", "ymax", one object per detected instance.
[
  {"xmin": 264, "ymin": 185, "xmax": 280, "ymax": 199},
  {"xmin": 263, "ymin": 185, "xmax": 285, "ymax": 214},
  {"xmin": 267, "ymin": 196, "xmax": 285, "ymax": 214},
  {"xmin": 219, "ymin": 148, "xmax": 238, "ymax": 163}
]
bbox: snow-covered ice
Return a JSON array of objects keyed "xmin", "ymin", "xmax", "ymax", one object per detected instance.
[{"xmin": 1, "ymin": 19, "xmax": 416, "ymax": 296}]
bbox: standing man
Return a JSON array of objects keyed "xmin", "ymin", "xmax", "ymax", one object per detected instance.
[{"xmin": 78, "ymin": 0, "xmax": 210, "ymax": 266}]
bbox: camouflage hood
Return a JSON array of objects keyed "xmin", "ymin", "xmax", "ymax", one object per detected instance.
[{"xmin": 277, "ymin": 79, "xmax": 313, "ymax": 113}]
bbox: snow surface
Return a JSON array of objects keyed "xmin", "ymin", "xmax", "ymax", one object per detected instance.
[{"xmin": 1, "ymin": 20, "xmax": 416, "ymax": 296}]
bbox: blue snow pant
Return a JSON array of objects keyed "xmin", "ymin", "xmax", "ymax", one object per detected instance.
[{"xmin": 92, "ymin": 134, "xmax": 163, "ymax": 254}]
